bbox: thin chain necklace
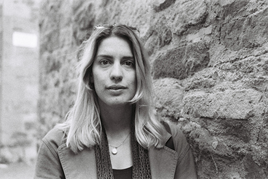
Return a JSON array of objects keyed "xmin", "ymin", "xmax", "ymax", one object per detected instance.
[{"xmin": 108, "ymin": 133, "xmax": 130, "ymax": 155}]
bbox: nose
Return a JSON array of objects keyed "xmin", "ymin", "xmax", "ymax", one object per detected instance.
[{"xmin": 110, "ymin": 62, "xmax": 123, "ymax": 82}]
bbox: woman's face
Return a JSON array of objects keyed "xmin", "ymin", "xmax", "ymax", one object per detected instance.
[{"xmin": 92, "ymin": 36, "xmax": 136, "ymax": 108}]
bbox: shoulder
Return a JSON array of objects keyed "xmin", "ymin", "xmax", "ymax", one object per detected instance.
[
  {"xmin": 42, "ymin": 126, "xmax": 67, "ymax": 150},
  {"xmin": 35, "ymin": 126, "xmax": 68, "ymax": 178},
  {"xmin": 162, "ymin": 121, "xmax": 198, "ymax": 178},
  {"xmin": 164, "ymin": 121, "xmax": 191, "ymax": 156},
  {"xmin": 167, "ymin": 122, "xmax": 186, "ymax": 141},
  {"xmin": 162, "ymin": 121, "xmax": 187, "ymax": 142}
]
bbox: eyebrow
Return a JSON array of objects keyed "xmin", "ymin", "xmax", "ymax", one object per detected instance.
[
  {"xmin": 122, "ymin": 56, "xmax": 134, "ymax": 60},
  {"xmin": 96, "ymin": 55, "xmax": 134, "ymax": 60},
  {"xmin": 96, "ymin": 55, "xmax": 113, "ymax": 59}
]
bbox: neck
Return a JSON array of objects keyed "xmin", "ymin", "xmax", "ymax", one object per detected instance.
[{"xmin": 99, "ymin": 103, "xmax": 134, "ymax": 136}]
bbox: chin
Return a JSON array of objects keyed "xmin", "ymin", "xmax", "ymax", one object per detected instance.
[
  {"xmin": 108, "ymin": 101, "xmax": 130, "ymax": 106},
  {"xmin": 105, "ymin": 99, "xmax": 132, "ymax": 107},
  {"xmin": 98, "ymin": 95, "xmax": 134, "ymax": 108}
]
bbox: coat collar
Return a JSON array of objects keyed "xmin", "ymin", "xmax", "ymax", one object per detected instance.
[
  {"xmin": 58, "ymin": 145, "xmax": 97, "ymax": 179},
  {"xmin": 58, "ymin": 133, "xmax": 177, "ymax": 179}
]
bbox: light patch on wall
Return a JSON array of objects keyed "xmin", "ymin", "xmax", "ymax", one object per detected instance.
[{"xmin": 12, "ymin": 32, "xmax": 37, "ymax": 48}]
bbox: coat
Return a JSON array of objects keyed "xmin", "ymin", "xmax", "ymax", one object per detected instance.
[{"xmin": 34, "ymin": 122, "xmax": 197, "ymax": 179}]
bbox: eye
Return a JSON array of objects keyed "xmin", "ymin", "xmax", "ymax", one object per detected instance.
[
  {"xmin": 122, "ymin": 60, "xmax": 135, "ymax": 68},
  {"xmin": 99, "ymin": 59, "xmax": 111, "ymax": 66}
]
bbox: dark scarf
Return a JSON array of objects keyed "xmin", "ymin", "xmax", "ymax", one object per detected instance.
[{"xmin": 94, "ymin": 124, "xmax": 151, "ymax": 179}]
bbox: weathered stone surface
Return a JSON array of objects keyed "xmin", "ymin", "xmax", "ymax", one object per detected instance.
[
  {"xmin": 73, "ymin": 1, "xmax": 95, "ymax": 45},
  {"xmin": 39, "ymin": 0, "xmax": 268, "ymax": 178},
  {"xmin": 153, "ymin": 78, "xmax": 184, "ymax": 121},
  {"xmin": 153, "ymin": 0, "xmax": 176, "ymax": 12},
  {"xmin": 153, "ymin": 41, "xmax": 210, "ymax": 79},
  {"xmin": 215, "ymin": 1, "xmax": 268, "ymax": 51},
  {"xmin": 182, "ymin": 89, "xmax": 263, "ymax": 119}
]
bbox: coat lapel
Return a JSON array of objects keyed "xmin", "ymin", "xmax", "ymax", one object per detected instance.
[
  {"xmin": 149, "ymin": 132, "xmax": 178, "ymax": 179},
  {"xmin": 58, "ymin": 144, "xmax": 97, "ymax": 179},
  {"xmin": 57, "ymin": 133, "xmax": 177, "ymax": 179}
]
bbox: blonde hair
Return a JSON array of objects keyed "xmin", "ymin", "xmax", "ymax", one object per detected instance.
[{"xmin": 58, "ymin": 24, "xmax": 165, "ymax": 153}]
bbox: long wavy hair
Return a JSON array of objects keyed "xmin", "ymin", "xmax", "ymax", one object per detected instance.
[{"xmin": 58, "ymin": 24, "xmax": 165, "ymax": 153}]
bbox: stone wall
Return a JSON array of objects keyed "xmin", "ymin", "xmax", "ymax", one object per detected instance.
[{"xmin": 39, "ymin": 0, "xmax": 268, "ymax": 178}]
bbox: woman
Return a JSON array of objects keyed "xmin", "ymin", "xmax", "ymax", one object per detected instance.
[{"xmin": 34, "ymin": 24, "xmax": 197, "ymax": 179}]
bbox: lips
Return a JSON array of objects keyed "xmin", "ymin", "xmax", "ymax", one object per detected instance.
[{"xmin": 106, "ymin": 85, "xmax": 127, "ymax": 90}]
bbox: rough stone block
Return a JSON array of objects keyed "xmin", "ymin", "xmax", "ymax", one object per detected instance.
[
  {"xmin": 182, "ymin": 89, "xmax": 263, "ymax": 120},
  {"xmin": 153, "ymin": 41, "xmax": 209, "ymax": 79}
]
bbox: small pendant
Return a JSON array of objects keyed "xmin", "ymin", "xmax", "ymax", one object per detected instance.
[{"xmin": 111, "ymin": 147, "xmax": 118, "ymax": 155}]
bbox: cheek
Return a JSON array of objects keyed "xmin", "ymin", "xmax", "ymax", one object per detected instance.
[{"xmin": 92, "ymin": 78, "xmax": 103, "ymax": 97}]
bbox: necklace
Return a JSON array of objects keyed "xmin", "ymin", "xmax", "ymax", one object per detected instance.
[{"xmin": 108, "ymin": 133, "xmax": 130, "ymax": 155}]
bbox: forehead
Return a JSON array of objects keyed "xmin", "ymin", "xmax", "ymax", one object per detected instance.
[{"xmin": 96, "ymin": 36, "xmax": 133, "ymax": 57}]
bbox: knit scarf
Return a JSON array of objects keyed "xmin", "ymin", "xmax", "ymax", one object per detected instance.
[{"xmin": 94, "ymin": 124, "xmax": 151, "ymax": 179}]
